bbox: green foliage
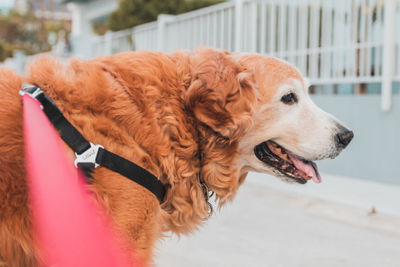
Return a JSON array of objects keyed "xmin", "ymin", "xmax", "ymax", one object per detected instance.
[
  {"xmin": 108, "ymin": 0, "xmax": 224, "ymax": 32},
  {"xmin": 0, "ymin": 40, "xmax": 13, "ymax": 62},
  {"xmin": 92, "ymin": 20, "xmax": 108, "ymax": 35},
  {"xmin": 0, "ymin": 11, "xmax": 70, "ymax": 62}
]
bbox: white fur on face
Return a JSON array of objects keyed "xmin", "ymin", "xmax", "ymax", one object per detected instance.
[{"xmin": 237, "ymin": 76, "xmax": 346, "ymax": 177}]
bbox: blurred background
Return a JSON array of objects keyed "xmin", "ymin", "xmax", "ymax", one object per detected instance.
[{"xmin": 1, "ymin": 0, "xmax": 400, "ymax": 266}]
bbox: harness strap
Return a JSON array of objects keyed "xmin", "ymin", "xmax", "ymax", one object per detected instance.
[
  {"xmin": 20, "ymin": 84, "xmax": 166, "ymax": 203},
  {"xmin": 96, "ymin": 148, "xmax": 166, "ymax": 200}
]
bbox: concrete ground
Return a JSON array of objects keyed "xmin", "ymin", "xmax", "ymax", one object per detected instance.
[{"xmin": 154, "ymin": 174, "xmax": 400, "ymax": 267}]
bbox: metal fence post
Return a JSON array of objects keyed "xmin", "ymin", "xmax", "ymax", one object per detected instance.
[
  {"xmin": 14, "ymin": 50, "xmax": 26, "ymax": 74},
  {"xmin": 381, "ymin": 0, "xmax": 395, "ymax": 111},
  {"xmin": 250, "ymin": 0, "xmax": 257, "ymax": 53},
  {"xmin": 157, "ymin": 14, "xmax": 175, "ymax": 52},
  {"xmin": 235, "ymin": 0, "xmax": 244, "ymax": 52},
  {"xmin": 104, "ymin": 31, "xmax": 113, "ymax": 56}
]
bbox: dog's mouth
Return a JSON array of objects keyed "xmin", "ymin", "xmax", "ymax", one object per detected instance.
[{"xmin": 254, "ymin": 141, "xmax": 322, "ymax": 184}]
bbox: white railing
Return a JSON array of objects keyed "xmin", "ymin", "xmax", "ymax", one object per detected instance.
[
  {"xmin": 394, "ymin": 0, "xmax": 400, "ymax": 82},
  {"xmin": 163, "ymin": 2, "xmax": 236, "ymax": 51},
  {"xmin": 92, "ymin": 35, "xmax": 107, "ymax": 57},
  {"xmin": 252, "ymin": 0, "xmax": 385, "ymax": 85},
  {"xmin": 92, "ymin": 21, "xmax": 158, "ymax": 56},
  {"xmin": 396, "ymin": 42, "xmax": 400, "ymax": 82},
  {"xmin": 1, "ymin": 50, "xmax": 69, "ymax": 73},
  {"xmin": 71, "ymin": 0, "xmax": 400, "ymax": 110},
  {"xmin": 132, "ymin": 21, "xmax": 158, "ymax": 51}
]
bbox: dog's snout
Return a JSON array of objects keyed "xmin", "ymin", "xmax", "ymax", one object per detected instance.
[{"xmin": 335, "ymin": 128, "xmax": 354, "ymax": 148}]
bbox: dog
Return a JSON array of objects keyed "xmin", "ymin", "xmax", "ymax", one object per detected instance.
[{"xmin": 0, "ymin": 48, "xmax": 353, "ymax": 266}]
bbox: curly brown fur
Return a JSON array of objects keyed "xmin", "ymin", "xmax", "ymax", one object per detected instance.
[
  {"xmin": 0, "ymin": 46, "xmax": 350, "ymax": 266},
  {"xmin": 0, "ymin": 48, "xmax": 256, "ymax": 266}
]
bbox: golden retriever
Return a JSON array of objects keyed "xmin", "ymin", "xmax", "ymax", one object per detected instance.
[{"xmin": 0, "ymin": 48, "xmax": 353, "ymax": 266}]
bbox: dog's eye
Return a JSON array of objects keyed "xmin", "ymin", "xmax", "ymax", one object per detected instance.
[{"xmin": 281, "ymin": 93, "xmax": 297, "ymax": 105}]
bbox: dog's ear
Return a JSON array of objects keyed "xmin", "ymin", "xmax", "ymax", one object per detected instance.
[{"xmin": 185, "ymin": 49, "xmax": 255, "ymax": 140}]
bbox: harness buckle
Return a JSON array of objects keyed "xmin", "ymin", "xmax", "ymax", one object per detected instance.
[
  {"xmin": 19, "ymin": 84, "xmax": 43, "ymax": 99},
  {"xmin": 74, "ymin": 143, "xmax": 104, "ymax": 169}
]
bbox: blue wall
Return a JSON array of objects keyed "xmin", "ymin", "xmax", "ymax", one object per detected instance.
[{"xmin": 311, "ymin": 94, "xmax": 400, "ymax": 185}]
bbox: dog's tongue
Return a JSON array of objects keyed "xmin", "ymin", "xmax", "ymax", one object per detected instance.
[{"xmin": 288, "ymin": 154, "xmax": 322, "ymax": 184}]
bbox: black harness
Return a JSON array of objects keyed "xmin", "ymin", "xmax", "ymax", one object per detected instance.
[{"xmin": 20, "ymin": 84, "xmax": 166, "ymax": 204}]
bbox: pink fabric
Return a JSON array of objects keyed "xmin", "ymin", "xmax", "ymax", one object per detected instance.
[{"xmin": 22, "ymin": 95, "xmax": 137, "ymax": 267}]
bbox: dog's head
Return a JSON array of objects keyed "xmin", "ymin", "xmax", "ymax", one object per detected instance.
[{"xmin": 186, "ymin": 48, "xmax": 353, "ymax": 199}]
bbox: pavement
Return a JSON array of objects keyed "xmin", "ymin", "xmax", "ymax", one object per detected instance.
[{"xmin": 154, "ymin": 173, "xmax": 400, "ymax": 267}]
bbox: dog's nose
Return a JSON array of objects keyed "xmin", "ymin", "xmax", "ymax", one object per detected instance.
[{"xmin": 335, "ymin": 128, "xmax": 354, "ymax": 148}]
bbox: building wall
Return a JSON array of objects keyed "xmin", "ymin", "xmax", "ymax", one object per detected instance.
[
  {"xmin": 0, "ymin": 0, "xmax": 14, "ymax": 13},
  {"xmin": 67, "ymin": 0, "xmax": 118, "ymax": 58},
  {"xmin": 13, "ymin": 0, "xmax": 70, "ymax": 19},
  {"xmin": 68, "ymin": 0, "xmax": 117, "ymax": 37},
  {"xmin": 312, "ymin": 92, "xmax": 400, "ymax": 185}
]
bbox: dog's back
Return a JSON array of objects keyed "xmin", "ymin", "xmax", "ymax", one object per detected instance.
[
  {"xmin": 0, "ymin": 68, "xmax": 37, "ymax": 266},
  {"xmin": 0, "ymin": 52, "xmax": 191, "ymax": 265}
]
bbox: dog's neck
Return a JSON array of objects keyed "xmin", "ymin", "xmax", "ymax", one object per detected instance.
[
  {"xmin": 195, "ymin": 124, "xmax": 243, "ymax": 203},
  {"xmin": 175, "ymin": 50, "xmax": 243, "ymax": 203},
  {"xmin": 150, "ymin": 51, "xmax": 245, "ymax": 233}
]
